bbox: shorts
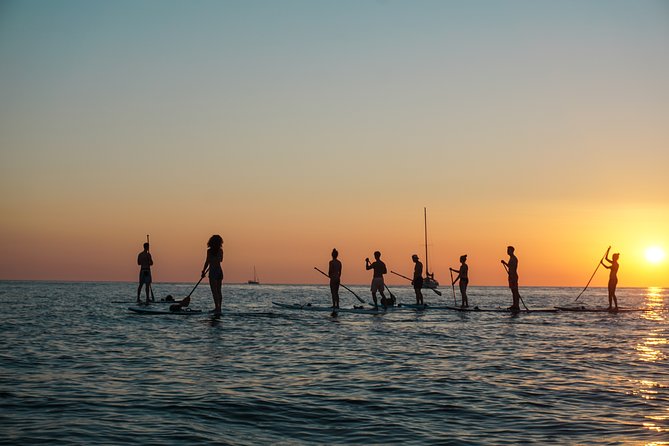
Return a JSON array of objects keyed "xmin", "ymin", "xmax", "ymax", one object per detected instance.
[
  {"xmin": 371, "ymin": 277, "xmax": 385, "ymax": 293},
  {"xmin": 413, "ymin": 278, "xmax": 424, "ymax": 290},
  {"xmin": 139, "ymin": 269, "xmax": 152, "ymax": 284}
]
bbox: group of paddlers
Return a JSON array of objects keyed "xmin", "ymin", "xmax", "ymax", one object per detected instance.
[
  {"xmin": 136, "ymin": 234, "xmax": 225, "ymax": 316},
  {"xmin": 325, "ymin": 245, "xmax": 621, "ymax": 312},
  {"xmin": 135, "ymin": 236, "xmax": 621, "ymax": 314}
]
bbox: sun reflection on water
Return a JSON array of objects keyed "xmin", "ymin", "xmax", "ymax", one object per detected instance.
[{"xmin": 635, "ymin": 288, "xmax": 669, "ymax": 436}]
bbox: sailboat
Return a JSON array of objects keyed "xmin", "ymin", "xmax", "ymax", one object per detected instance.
[
  {"xmin": 422, "ymin": 207, "xmax": 440, "ymax": 290},
  {"xmin": 247, "ymin": 266, "xmax": 260, "ymax": 285}
]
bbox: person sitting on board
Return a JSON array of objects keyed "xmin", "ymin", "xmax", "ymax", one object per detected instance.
[
  {"xmin": 137, "ymin": 242, "xmax": 154, "ymax": 304},
  {"xmin": 202, "ymin": 234, "xmax": 224, "ymax": 316},
  {"xmin": 501, "ymin": 246, "xmax": 521, "ymax": 313},
  {"xmin": 366, "ymin": 251, "xmax": 389, "ymax": 308},
  {"xmin": 450, "ymin": 255, "xmax": 469, "ymax": 308},
  {"xmin": 328, "ymin": 248, "xmax": 342, "ymax": 309},
  {"xmin": 601, "ymin": 246, "xmax": 619, "ymax": 312},
  {"xmin": 169, "ymin": 296, "xmax": 191, "ymax": 312},
  {"xmin": 411, "ymin": 254, "xmax": 424, "ymax": 305}
]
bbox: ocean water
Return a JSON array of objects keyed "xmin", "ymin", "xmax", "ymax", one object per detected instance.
[{"xmin": 1, "ymin": 281, "xmax": 668, "ymax": 445}]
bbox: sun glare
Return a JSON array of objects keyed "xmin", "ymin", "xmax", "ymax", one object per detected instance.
[{"xmin": 645, "ymin": 246, "xmax": 666, "ymax": 264}]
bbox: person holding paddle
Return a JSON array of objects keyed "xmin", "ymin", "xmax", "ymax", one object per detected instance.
[
  {"xmin": 366, "ymin": 251, "xmax": 389, "ymax": 308},
  {"xmin": 450, "ymin": 255, "xmax": 469, "ymax": 308},
  {"xmin": 328, "ymin": 249, "xmax": 342, "ymax": 309},
  {"xmin": 411, "ymin": 254, "xmax": 424, "ymax": 305},
  {"xmin": 501, "ymin": 246, "xmax": 521, "ymax": 313},
  {"xmin": 202, "ymin": 235, "xmax": 224, "ymax": 316},
  {"xmin": 601, "ymin": 246, "xmax": 619, "ymax": 312},
  {"xmin": 136, "ymin": 242, "xmax": 153, "ymax": 304}
]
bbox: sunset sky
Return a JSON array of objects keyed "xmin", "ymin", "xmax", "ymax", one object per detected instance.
[{"xmin": 1, "ymin": 0, "xmax": 668, "ymax": 287}]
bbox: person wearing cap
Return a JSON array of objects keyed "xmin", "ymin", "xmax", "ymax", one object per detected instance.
[
  {"xmin": 328, "ymin": 248, "xmax": 342, "ymax": 309},
  {"xmin": 411, "ymin": 254, "xmax": 424, "ymax": 305},
  {"xmin": 450, "ymin": 255, "xmax": 469, "ymax": 308},
  {"xmin": 137, "ymin": 242, "xmax": 154, "ymax": 304}
]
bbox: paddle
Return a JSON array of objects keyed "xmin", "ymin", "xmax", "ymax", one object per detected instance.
[
  {"xmin": 147, "ymin": 234, "xmax": 155, "ymax": 302},
  {"xmin": 383, "ymin": 284, "xmax": 397, "ymax": 306},
  {"xmin": 314, "ymin": 267, "xmax": 365, "ymax": 304},
  {"xmin": 502, "ymin": 263, "xmax": 529, "ymax": 311},
  {"xmin": 186, "ymin": 267, "xmax": 209, "ymax": 299},
  {"xmin": 390, "ymin": 270, "xmax": 443, "ymax": 296},
  {"xmin": 575, "ymin": 247, "xmax": 608, "ymax": 302},
  {"xmin": 449, "ymin": 269, "xmax": 457, "ymax": 306}
]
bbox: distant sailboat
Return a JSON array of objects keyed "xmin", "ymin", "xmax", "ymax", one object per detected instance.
[
  {"xmin": 247, "ymin": 266, "xmax": 260, "ymax": 285},
  {"xmin": 422, "ymin": 207, "xmax": 440, "ymax": 290}
]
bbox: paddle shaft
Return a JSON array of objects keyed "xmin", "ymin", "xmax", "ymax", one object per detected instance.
[
  {"xmin": 146, "ymin": 234, "xmax": 155, "ymax": 301},
  {"xmin": 314, "ymin": 267, "xmax": 365, "ymax": 304},
  {"xmin": 575, "ymin": 249, "xmax": 607, "ymax": 302},
  {"xmin": 187, "ymin": 267, "xmax": 209, "ymax": 298},
  {"xmin": 449, "ymin": 269, "xmax": 457, "ymax": 305},
  {"xmin": 390, "ymin": 270, "xmax": 443, "ymax": 296},
  {"xmin": 502, "ymin": 263, "xmax": 529, "ymax": 311}
]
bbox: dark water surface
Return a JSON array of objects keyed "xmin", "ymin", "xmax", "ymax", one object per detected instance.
[{"xmin": 1, "ymin": 282, "xmax": 667, "ymax": 444}]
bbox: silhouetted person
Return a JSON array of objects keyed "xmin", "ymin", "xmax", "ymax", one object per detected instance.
[
  {"xmin": 202, "ymin": 235, "xmax": 224, "ymax": 316},
  {"xmin": 137, "ymin": 242, "xmax": 153, "ymax": 304},
  {"xmin": 501, "ymin": 246, "xmax": 521, "ymax": 312},
  {"xmin": 601, "ymin": 246, "xmax": 619, "ymax": 311},
  {"xmin": 450, "ymin": 254, "xmax": 469, "ymax": 308},
  {"xmin": 412, "ymin": 254, "xmax": 424, "ymax": 305},
  {"xmin": 366, "ymin": 251, "xmax": 388, "ymax": 308},
  {"xmin": 328, "ymin": 249, "xmax": 342, "ymax": 309}
]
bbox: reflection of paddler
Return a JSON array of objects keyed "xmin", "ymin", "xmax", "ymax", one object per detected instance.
[
  {"xmin": 365, "ymin": 251, "xmax": 389, "ymax": 308},
  {"xmin": 501, "ymin": 246, "xmax": 521, "ymax": 313},
  {"xmin": 601, "ymin": 246, "xmax": 619, "ymax": 311}
]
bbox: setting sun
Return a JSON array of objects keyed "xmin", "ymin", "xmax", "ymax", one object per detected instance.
[{"xmin": 645, "ymin": 246, "xmax": 666, "ymax": 264}]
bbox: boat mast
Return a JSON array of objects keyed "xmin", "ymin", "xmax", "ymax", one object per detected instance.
[{"xmin": 424, "ymin": 207, "xmax": 429, "ymax": 276}]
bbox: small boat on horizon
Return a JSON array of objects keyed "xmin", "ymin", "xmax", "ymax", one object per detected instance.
[{"xmin": 247, "ymin": 266, "xmax": 260, "ymax": 285}]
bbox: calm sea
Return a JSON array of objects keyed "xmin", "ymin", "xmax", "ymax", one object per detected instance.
[{"xmin": 1, "ymin": 281, "xmax": 667, "ymax": 445}]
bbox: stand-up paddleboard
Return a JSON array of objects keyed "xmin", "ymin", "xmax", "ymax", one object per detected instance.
[
  {"xmin": 128, "ymin": 306, "xmax": 202, "ymax": 315},
  {"xmin": 555, "ymin": 306, "xmax": 657, "ymax": 313},
  {"xmin": 432, "ymin": 305, "xmax": 561, "ymax": 313},
  {"xmin": 272, "ymin": 301, "xmax": 383, "ymax": 314}
]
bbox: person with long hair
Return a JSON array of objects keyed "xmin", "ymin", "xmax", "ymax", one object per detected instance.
[
  {"xmin": 601, "ymin": 246, "xmax": 619, "ymax": 311},
  {"xmin": 202, "ymin": 235, "xmax": 224, "ymax": 315}
]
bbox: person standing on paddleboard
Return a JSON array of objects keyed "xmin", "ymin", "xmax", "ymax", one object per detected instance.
[
  {"xmin": 411, "ymin": 254, "xmax": 424, "ymax": 305},
  {"xmin": 137, "ymin": 242, "xmax": 153, "ymax": 304},
  {"xmin": 366, "ymin": 251, "xmax": 388, "ymax": 308},
  {"xmin": 501, "ymin": 246, "xmax": 521, "ymax": 313},
  {"xmin": 328, "ymin": 249, "xmax": 342, "ymax": 309},
  {"xmin": 601, "ymin": 246, "xmax": 619, "ymax": 312},
  {"xmin": 450, "ymin": 255, "xmax": 469, "ymax": 308},
  {"xmin": 202, "ymin": 235, "xmax": 224, "ymax": 315}
]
